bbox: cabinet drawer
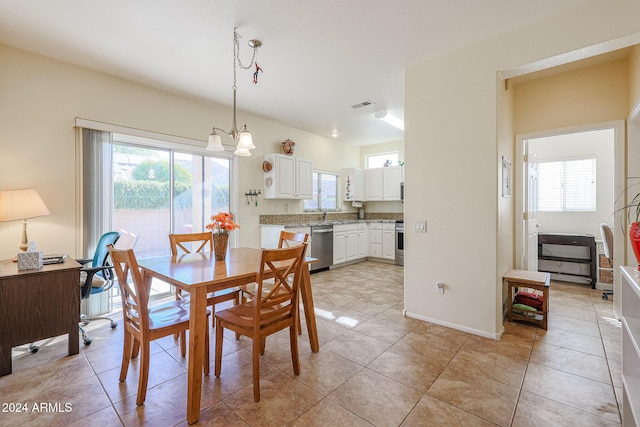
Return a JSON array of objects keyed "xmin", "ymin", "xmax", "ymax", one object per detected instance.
[
  {"xmin": 334, "ymin": 223, "xmax": 357, "ymax": 233},
  {"xmin": 383, "ymin": 223, "xmax": 395, "ymax": 231},
  {"xmin": 370, "ymin": 222, "xmax": 383, "ymax": 230},
  {"xmin": 370, "ymin": 229, "xmax": 382, "ymax": 243}
]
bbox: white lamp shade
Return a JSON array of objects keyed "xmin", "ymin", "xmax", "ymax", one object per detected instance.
[
  {"xmin": 236, "ymin": 130, "xmax": 255, "ymax": 150},
  {"xmin": 0, "ymin": 188, "xmax": 50, "ymax": 222},
  {"xmin": 234, "ymin": 146, "xmax": 251, "ymax": 156},
  {"xmin": 206, "ymin": 133, "xmax": 224, "ymax": 151}
]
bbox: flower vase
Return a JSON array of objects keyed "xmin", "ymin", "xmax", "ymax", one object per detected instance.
[
  {"xmin": 213, "ymin": 233, "xmax": 228, "ymax": 261},
  {"xmin": 630, "ymin": 222, "xmax": 640, "ymax": 270}
]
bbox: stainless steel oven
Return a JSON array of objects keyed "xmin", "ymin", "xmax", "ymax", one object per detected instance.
[{"xmin": 395, "ymin": 221, "xmax": 404, "ymax": 266}]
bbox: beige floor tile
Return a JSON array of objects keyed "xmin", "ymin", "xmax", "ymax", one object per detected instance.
[
  {"xmin": 367, "ymin": 345, "xmax": 442, "ymax": 392},
  {"xmin": 463, "ymin": 333, "xmax": 533, "ymax": 360},
  {"xmin": 353, "ymin": 316, "xmax": 412, "ymax": 344},
  {"xmin": 401, "ymin": 395, "xmax": 496, "ymax": 427},
  {"xmin": 222, "ymin": 370, "xmax": 323, "ymax": 427},
  {"xmin": 522, "ymin": 363, "xmax": 619, "ymax": 422},
  {"xmin": 535, "ymin": 328, "xmax": 605, "ymax": 357},
  {"xmin": 602, "ymin": 338, "xmax": 622, "ymax": 361},
  {"xmin": 0, "ymin": 375, "xmax": 112, "ymax": 427},
  {"xmin": 608, "ymin": 358, "xmax": 623, "ymax": 389},
  {"xmin": 113, "ymin": 373, "xmax": 218, "ymax": 427},
  {"xmin": 262, "ymin": 335, "xmax": 363, "ymax": 395},
  {"xmin": 292, "ymin": 398, "xmax": 373, "ymax": 427},
  {"xmin": 174, "ymin": 401, "xmax": 249, "ymax": 427},
  {"xmin": 447, "ymin": 345, "xmax": 528, "ymax": 388},
  {"xmin": 67, "ymin": 406, "xmax": 125, "ymax": 427},
  {"xmin": 599, "ymin": 321, "xmax": 622, "ymax": 342},
  {"xmin": 203, "ymin": 348, "xmax": 279, "ymax": 400},
  {"xmin": 328, "ymin": 368, "xmax": 423, "ymax": 426},
  {"xmin": 322, "ymin": 330, "xmax": 391, "ymax": 366},
  {"xmin": 513, "ymin": 390, "xmax": 620, "ymax": 427},
  {"xmin": 529, "ymin": 341, "xmax": 611, "ymax": 384},
  {"xmin": 97, "ymin": 350, "xmax": 187, "ymax": 404},
  {"xmin": 427, "ymin": 364, "xmax": 520, "ymax": 427},
  {"xmin": 547, "ymin": 313, "xmax": 601, "ymax": 337},
  {"xmin": 549, "ymin": 302, "xmax": 598, "ymax": 322}
]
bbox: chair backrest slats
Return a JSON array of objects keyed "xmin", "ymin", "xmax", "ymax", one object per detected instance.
[
  {"xmin": 169, "ymin": 232, "xmax": 213, "ymax": 255},
  {"xmin": 253, "ymin": 244, "xmax": 307, "ymax": 328},
  {"xmin": 108, "ymin": 245, "xmax": 150, "ymax": 335}
]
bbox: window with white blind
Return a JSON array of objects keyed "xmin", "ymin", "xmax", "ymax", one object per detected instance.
[
  {"xmin": 304, "ymin": 171, "xmax": 338, "ymax": 211},
  {"xmin": 538, "ymin": 158, "xmax": 596, "ymax": 212}
]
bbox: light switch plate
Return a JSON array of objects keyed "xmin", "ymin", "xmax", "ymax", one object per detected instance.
[{"xmin": 415, "ymin": 220, "xmax": 426, "ymax": 233}]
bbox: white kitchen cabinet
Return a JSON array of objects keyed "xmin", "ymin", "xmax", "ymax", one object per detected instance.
[
  {"xmin": 621, "ymin": 266, "xmax": 640, "ymax": 427},
  {"xmin": 260, "ymin": 225, "xmax": 284, "ymax": 248},
  {"xmin": 342, "ymin": 167, "xmax": 365, "ymax": 201},
  {"xmin": 365, "ymin": 168, "xmax": 383, "ymax": 201},
  {"xmin": 382, "ymin": 223, "xmax": 396, "ymax": 259},
  {"xmin": 369, "ymin": 222, "xmax": 395, "ymax": 260},
  {"xmin": 334, "ymin": 223, "xmax": 359, "ymax": 265},
  {"xmin": 365, "ymin": 166, "xmax": 402, "ymax": 201},
  {"xmin": 383, "ymin": 166, "xmax": 402, "ymax": 200},
  {"xmin": 357, "ymin": 223, "xmax": 368, "ymax": 258},
  {"xmin": 333, "ymin": 229, "xmax": 347, "ymax": 264},
  {"xmin": 263, "ymin": 153, "xmax": 313, "ymax": 199}
]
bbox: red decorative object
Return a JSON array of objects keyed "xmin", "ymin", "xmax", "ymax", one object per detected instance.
[
  {"xmin": 281, "ymin": 139, "xmax": 295, "ymax": 155},
  {"xmin": 630, "ymin": 222, "xmax": 640, "ymax": 270}
]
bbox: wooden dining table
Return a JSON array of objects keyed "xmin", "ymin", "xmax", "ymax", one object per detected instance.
[{"xmin": 137, "ymin": 247, "xmax": 319, "ymax": 424}]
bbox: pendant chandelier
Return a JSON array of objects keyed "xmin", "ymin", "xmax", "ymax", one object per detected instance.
[{"xmin": 206, "ymin": 28, "xmax": 263, "ymax": 156}]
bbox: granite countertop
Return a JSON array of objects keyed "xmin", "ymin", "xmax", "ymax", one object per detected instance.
[{"xmin": 261, "ymin": 219, "xmax": 397, "ymax": 228}]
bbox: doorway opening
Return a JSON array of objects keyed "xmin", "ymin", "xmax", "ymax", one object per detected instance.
[{"xmin": 515, "ymin": 121, "xmax": 624, "ymax": 291}]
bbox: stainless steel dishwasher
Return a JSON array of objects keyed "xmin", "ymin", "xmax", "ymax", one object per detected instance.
[{"xmin": 310, "ymin": 224, "xmax": 333, "ymax": 272}]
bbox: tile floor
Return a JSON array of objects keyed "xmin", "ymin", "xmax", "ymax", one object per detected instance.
[{"xmin": 0, "ymin": 261, "xmax": 622, "ymax": 426}]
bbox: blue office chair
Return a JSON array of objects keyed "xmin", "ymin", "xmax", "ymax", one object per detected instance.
[{"xmin": 78, "ymin": 231, "xmax": 121, "ymax": 345}]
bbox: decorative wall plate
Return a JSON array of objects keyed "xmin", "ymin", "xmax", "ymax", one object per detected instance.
[{"xmin": 262, "ymin": 160, "xmax": 272, "ymax": 173}]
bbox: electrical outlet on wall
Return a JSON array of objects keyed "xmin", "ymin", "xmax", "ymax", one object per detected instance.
[{"xmin": 436, "ymin": 282, "xmax": 444, "ymax": 294}]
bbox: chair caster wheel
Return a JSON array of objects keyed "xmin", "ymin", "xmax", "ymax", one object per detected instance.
[
  {"xmin": 29, "ymin": 345, "xmax": 39, "ymax": 354},
  {"xmin": 110, "ymin": 322, "xmax": 117, "ymax": 329},
  {"xmin": 84, "ymin": 338, "xmax": 93, "ymax": 345}
]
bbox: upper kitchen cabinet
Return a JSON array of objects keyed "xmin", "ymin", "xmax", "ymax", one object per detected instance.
[
  {"xmin": 365, "ymin": 166, "xmax": 402, "ymax": 201},
  {"xmin": 263, "ymin": 153, "xmax": 313, "ymax": 199},
  {"xmin": 342, "ymin": 167, "xmax": 365, "ymax": 201}
]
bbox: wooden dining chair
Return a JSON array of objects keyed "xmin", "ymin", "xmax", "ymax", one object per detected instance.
[
  {"xmin": 169, "ymin": 232, "xmax": 242, "ymax": 329},
  {"xmin": 107, "ymin": 244, "xmax": 211, "ymax": 406},
  {"xmin": 240, "ymin": 230, "xmax": 309, "ymax": 335},
  {"xmin": 214, "ymin": 244, "xmax": 307, "ymax": 402}
]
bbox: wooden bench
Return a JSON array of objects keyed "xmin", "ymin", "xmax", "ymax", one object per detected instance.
[{"xmin": 504, "ymin": 269, "xmax": 551, "ymax": 330}]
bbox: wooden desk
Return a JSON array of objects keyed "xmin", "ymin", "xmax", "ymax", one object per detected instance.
[
  {"xmin": 504, "ymin": 269, "xmax": 551, "ymax": 330},
  {"xmin": 0, "ymin": 257, "xmax": 82, "ymax": 376},
  {"xmin": 137, "ymin": 247, "xmax": 319, "ymax": 424}
]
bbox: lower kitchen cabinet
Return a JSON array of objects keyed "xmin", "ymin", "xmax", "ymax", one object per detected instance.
[
  {"xmin": 334, "ymin": 223, "xmax": 359, "ymax": 265},
  {"xmin": 369, "ymin": 222, "xmax": 395, "ymax": 260}
]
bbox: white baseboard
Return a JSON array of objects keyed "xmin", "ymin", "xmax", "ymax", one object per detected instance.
[{"xmin": 404, "ymin": 310, "xmax": 503, "ymax": 340}]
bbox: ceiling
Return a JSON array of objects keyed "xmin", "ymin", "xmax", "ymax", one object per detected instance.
[{"xmin": 0, "ymin": 0, "xmax": 594, "ymax": 146}]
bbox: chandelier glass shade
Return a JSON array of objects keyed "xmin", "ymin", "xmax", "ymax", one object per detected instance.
[{"xmin": 206, "ymin": 28, "xmax": 262, "ymax": 156}]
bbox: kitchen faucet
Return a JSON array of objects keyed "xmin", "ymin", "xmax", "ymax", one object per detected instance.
[{"xmin": 322, "ymin": 211, "xmax": 327, "ymax": 221}]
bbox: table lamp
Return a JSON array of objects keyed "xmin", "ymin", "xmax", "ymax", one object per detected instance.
[{"xmin": 0, "ymin": 188, "xmax": 50, "ymax": 252}]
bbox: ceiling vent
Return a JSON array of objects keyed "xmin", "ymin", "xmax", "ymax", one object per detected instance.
[{"xmin": 350, "ymin": 100, "xmax": 374, "ymax": 109}]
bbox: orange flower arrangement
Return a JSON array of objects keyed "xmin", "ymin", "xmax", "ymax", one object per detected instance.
[{"xmin": 205, "ymin": 212, "xmax": 240, "ymax": 235}]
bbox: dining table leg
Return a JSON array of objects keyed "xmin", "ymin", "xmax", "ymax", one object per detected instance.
[
  {"xmin": 300, "ymin": 266, "xmax": 319, "ymax": 352},
  {"xmin": 186, "ymin": 286, "xmax": 208, "ymax": 424}
]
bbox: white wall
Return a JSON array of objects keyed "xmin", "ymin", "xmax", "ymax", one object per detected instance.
[
  {"xmin": 531, "ymin": 129, "xmax": 615, "ymax": 237},
  {"xmin": 0, "ymin": 44, "xmax": 359, "ymax": 260},
  {"xmin": 404, "ymin": 0, "xmax": 640, "ymax": 338}
]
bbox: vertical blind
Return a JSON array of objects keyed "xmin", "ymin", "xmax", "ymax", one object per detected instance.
[{"xmin": 538, "ymin": 158, "xmax": 596, "ymax": 211}]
